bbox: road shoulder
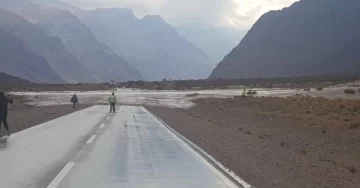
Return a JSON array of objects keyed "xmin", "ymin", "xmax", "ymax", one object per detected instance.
[{"xmin": 147, "ymin": 97, "xmax": 360, "ymax": 188}]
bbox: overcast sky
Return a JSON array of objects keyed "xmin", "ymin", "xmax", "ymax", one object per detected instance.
[{"xmin": 62, "ymin": 0, "xmax": 299, "ymax": 30}]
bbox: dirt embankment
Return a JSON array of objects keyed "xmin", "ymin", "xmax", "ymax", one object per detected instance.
[
  {"xmin": 148, "ymin": 96, "xmax": 360, "ymax": 188},
  {"xmin": 0, "ymin": 95, "xmax": 91, "ymax": 137}
]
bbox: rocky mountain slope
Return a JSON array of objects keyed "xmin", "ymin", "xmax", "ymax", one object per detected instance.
[
  {"xmin": 177, "ymin": 26, "xmax": 245, "ymax": 64},
  {"xmin": 35, "ymin": 9, "xmax": 143, "ymax": 82},
  {"xmin": 28, "ymin": 0, "xmax": 215, "ymax": 81},
  {"xmin": 0, "ymin": 71, "xmax": 33, "ymax": 85},
  {"xmin": 209, "ymin": 0, "xmax": 360, "ymax": 79},
  {"xmin": 1, "ymin": 0, "xmax": 143, "ymax": 82},
  {"xmin": 82, "ymin": 9, "xmax": 213, "ymax": 81},
  {"xmin": 0, "ymin": 8, "xmax": 93, "ymax": 83},
  {"xmin": 0, "ymin": 28, "xmax": 62, "ymax": 83}
]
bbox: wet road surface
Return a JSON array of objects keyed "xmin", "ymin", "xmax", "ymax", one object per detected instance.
[
  {"xmin": 0, "ymin": 106, "xmax": 240, "ymax": 188},
  {"xmin": 0, "ymin": 106, "xmax": 109, "ymax": 188}
]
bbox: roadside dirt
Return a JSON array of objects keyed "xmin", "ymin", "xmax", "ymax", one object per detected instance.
[
  {"xmin": 147, "ymin": 96, "xmax": 360, "ymax": 188},
  {"xmin": 0, "ymin": 95, "xmax": 92, "ymax": 137}
]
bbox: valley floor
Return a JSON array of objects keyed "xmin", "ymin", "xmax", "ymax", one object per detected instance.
[
  {"xmin": 148, "ymin": 96, "xmax": 360, "ymax": 188},
  {"xmin": 3, "ymin": 94, "xmax": 360, "ymax": 188}
]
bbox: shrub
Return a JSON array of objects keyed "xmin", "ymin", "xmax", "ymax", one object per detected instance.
[
  {"xmin": 349, "ymin": 122, "xmax": 360, "ymax": 129},
  {"xmin": 156, "ymin": 85, "xmax": 163, "ymax": 90},
  {"xmin": 316, "ymin": 87, "xmax": 324, "ymax": 91},
  {"xmin": 186, "ymin": 93, "xmax": 199, "ymax": 97},
  {"xmin": 300, "ymin": 148, "xmax": 307, "ymax": 155},
  {"xmin": 344, "ymin": 89, "xmax": 356, "ymax": 94},
  {"xmin": 347, "ymin": 166, "xmax": 357, "ymax": 174},
  {"xmin": 280, "ymin": 141, "xmax": 286, "ymax": 147}
]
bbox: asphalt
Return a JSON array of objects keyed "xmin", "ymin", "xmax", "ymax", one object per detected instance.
[{"xmin": 0, "ymin": 105, "xmax": 239, "ymax": 188}]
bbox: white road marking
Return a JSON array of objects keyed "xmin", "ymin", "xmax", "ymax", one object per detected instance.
[
  {"xmin": 106, "ymin": 117, "xmax": 110, "ymax": 120},
  {"xmin": 86, "ymin": 135, "xmax": 97, "ymax": 144},
  {"xmin": 47, "ymin": 162, "xmax": 74, "ymax": 188},
  {"xmin": 100, "ymin": 124, "xmax": 105, "ymax": 128}
]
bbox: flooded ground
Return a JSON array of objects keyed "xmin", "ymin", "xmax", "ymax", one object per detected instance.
[{"xmin": 12, "ymin": 86, "xmax": 360, "ymax": 108}]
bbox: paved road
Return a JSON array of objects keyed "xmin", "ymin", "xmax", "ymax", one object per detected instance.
[{"xmin": 0, "ymin": 106, "xmax": 240, "ymax": 188}]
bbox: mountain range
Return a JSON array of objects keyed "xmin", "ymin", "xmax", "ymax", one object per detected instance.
[
  {"xmin": 0, "ymin": 27, "xmax": 63, "ymax": 83},
  {"xmin": 0, "ymin": 71, "xmax": 32, "ymax": 85},
  {"xmin": 49, "ymin": 3, "xmax": 214, "ymax": 81},
  {"xmin": 0, "ymin": 0, "xmax": 214, "ymax": 83},
  {"xmin": 81, "ymin": 9, "xmax": 213, "ymax": 80},
  {"xmin": 1, "ymin": 0, "xmax": 359, "ymax": 84},
  {"xmin": 177, "ymin": 26, "xmax": 245, "ymax": 65},
  {"xmin": 0, "ymin": 0, "xmax": 143, "ymax": 83},
  {"xmin": 210, "ymin": 0, "xmax": 360, "ymax": 79}
]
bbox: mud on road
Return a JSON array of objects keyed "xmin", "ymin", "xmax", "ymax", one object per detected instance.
[{"xmin": 148, "ymin": 96, "xmax": 360, "ymax": 188}]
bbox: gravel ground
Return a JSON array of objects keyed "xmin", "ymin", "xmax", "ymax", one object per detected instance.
[
  {"xmin": 147, "ymin": 96, "xmax": 360, "ymax": 188},
  {"xmin": 0, "ymin": 96, "xmax": 92, "ymax": 137}
]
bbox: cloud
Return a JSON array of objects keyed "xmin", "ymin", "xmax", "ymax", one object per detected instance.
[
  {"xmin": 63, "ymin": 0, "xmax": 166, "ymax": 14},
  {"xmin": 62, "ymin": 0, "xmax": 298, "ymax": 30},
  {"xmin": 160, "ymin": 0, "xmax": 299, "ymax": 29}
]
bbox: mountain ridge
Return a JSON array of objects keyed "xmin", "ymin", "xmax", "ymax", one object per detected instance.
[
  {"xmin": 0, "ymin": 71, "xmax": 33, "ymax": 85},
  {"xmin": 82, "ymin": 8, "xmax": 213, "ymax": 81},
  {"xmin": 209, "ymin": 0, "xmax": 360, "ymax": 79},
  {"xmin": 29, "ymin": 0, "xmax": 214, "ymax": 81},
  {"xmin": 0, "ymin": 28, "xmax": 63, "ymax": 83},
  {"xmin": 1, "ymin": 0, "xmax": 143, "ymax": 82},
  {"xmin": 0, "ymin": 6, "xmax": 95, "ymax": 83}
]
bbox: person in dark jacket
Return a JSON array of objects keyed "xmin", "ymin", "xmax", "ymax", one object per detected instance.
[
  {"xmin": 109, "ymin": 92, "xmax": 117, "ymax": 113},
  {"xmin": 0, "ymin": 91, "xmax": 13, "ymax": 136},
  {"xmin": 71, "ymin": 94, "xmax": 79, "ymax": 109}
]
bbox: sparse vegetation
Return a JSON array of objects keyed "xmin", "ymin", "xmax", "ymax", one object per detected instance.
[
  {"xmin": 120, "ymin": 75, "xmax": 360, "ymax": 91},
  {"xmin": 280, "ymin": 141, "xmax": 286, "ymax": 147},
  {"xmin": 347, "ymin": 166, "xmax": 357, "ymax": 174},
  {"xmin": 186, "ymin": 93, "xmax": 199, "ymax": 97},
  {"xmin": 344, "ymin": 88, "xmax": 356, "ymax": 94},
  {"xmin": 300, "ymin": 148, "xmax": 307, "ymax": 155},
  {"xmin": 197, "ymin": 96, "xmax": 360, "ymax": 130},
  {"xmin": 349, "ymin": 122, "xmax": 360, "ymax": 129}
]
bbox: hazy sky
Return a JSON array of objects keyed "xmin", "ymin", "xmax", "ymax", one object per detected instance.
[{"xmin": 62, "ymin": 0, "xmax": 299, "ymax": 30}]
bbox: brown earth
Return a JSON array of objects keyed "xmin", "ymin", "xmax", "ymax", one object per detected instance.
[
  {"xmin": 147, "ymin": 96, "xmax": 360, "ymax": 188},
  {"xmin": 0, "ymin": 95, "xmax": 92, "ymax": 137}
]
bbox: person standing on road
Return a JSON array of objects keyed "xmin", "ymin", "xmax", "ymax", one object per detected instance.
[
  {"xmin": 109, "ymin": 92, "xmax": 117, "ymax": 113},
  {"xmin": 71, "ymin": 94, "xmax": 79, "ymax": 109},
  {"xmin": 241, "ymin": 88, "xmax": 247, "ymax": 100},
  {"xmin": 0, "ymin": 91, "xmax": 13, "ymax": 136}
]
